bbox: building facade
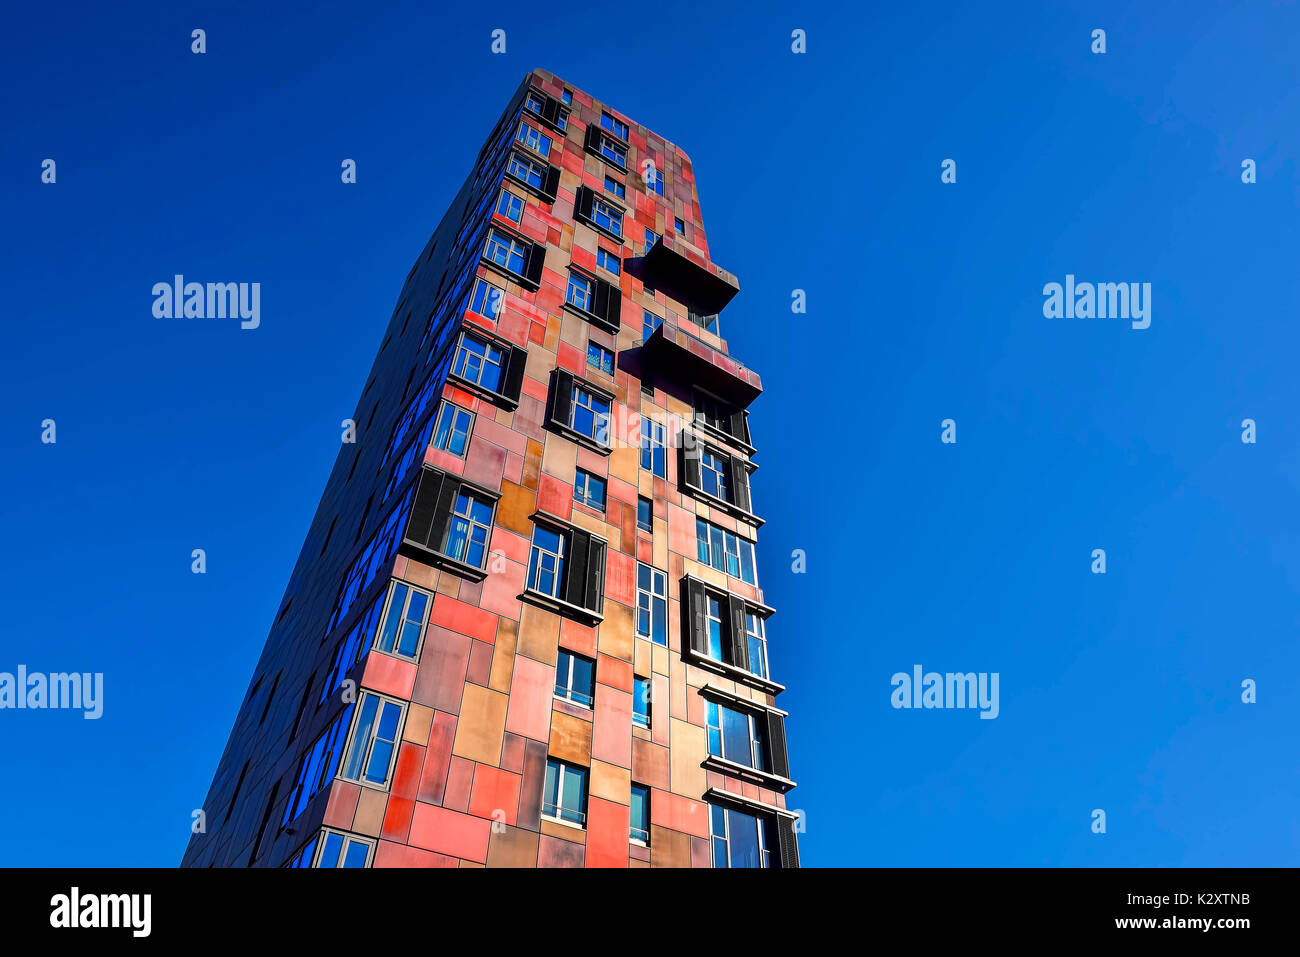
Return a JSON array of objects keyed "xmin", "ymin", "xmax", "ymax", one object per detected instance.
[{"xmin": 182, "ymin": 69, "xmax": 798, "ymax": 869}]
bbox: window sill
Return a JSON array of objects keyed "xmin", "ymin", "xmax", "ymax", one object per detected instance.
[
  {"xmin": 399, "ymin": 539, "xmax": 489, "ymax": 583},
  {"xmin": 552, "ymin": 694, "xmax": 595, "ymax": 719},
  {"xmin": 683, "ymin": 483, "xmax": 765, "ymax": 528},
  {"xmin": 520, "ymin": 587, "xmax": 604, "ymax": 625},
  {"xmin": 563, "ymin": 300, "xmax": 620, "ymax": 335},
  {"xmin": 547, "ymin": 419, "xmax": 612, "ymax": 456},
  {"xmin": 575, "ymin": 213, "xmax": 626, "ymax": 246},
  {"xmin": 541, "ymin": 814, "xmax": 586, "ymax": 832},
  {"xmin": 682, "ymin": 645, "xmax": 785, "ymax": 696},
  {"xmin": 447, "ymin": 373, "xmax": 518, "ymax": 412},
  {"xmin": 480, "ymin": 255, "xmax": 539, "ymax": 291},
  {"xmin": 702, "ymin": 754, "xmax": 796, "ymax": 794}
]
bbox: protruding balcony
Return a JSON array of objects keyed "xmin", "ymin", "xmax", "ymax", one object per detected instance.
[
  {"xmin": 640, "ymin": 234, "xmax": 740, "ymax": 315},
  {"xmin": 640, "ymin": 316, "xmax": 762, "ymax": 407}
]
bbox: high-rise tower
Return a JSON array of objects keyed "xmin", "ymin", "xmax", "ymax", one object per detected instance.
[{"xmin": 183, "ymin": 70, "xmax": 798, "ymax": 869}]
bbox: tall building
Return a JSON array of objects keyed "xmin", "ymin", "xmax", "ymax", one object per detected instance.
[{"xmin": 182, "ymin": 69, "xmax": 798, "ymax": 869}]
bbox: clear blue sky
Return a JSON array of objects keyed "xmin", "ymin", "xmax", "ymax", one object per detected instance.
[{"xmin": 2, "ymin": 0, "xmax": 1297, "ymax": 866}]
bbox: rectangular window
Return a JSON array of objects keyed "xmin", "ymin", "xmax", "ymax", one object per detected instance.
[
  {"xmin": 573, "ymin": 468, "xmax": 607, "ymax": 511},
  {"xmin": 525, "ymin": 90, "xmax": 545, "ymax": 115},
  {"xmin": 690, "ymin": 309, "xmax": 720, "ymax": 334},
  {"xmin": 321, "ymin": 596, "xmax": 383, "ymax": 704},
  {"xmin": 674, "ymin": 217, "xmax": 685, "ymax": 234},
  {"xmin": 340, "ymin": 693, "xmax": 405, "ymax": 786},
  {"xmin": 705, "ymin": 700, "xmax": 769, "ymax": 772},
  {"xmin": 636, "ymin": 563, "xmax": 667, "ymax": 646},
  {"xmin": 630, "ymin": 783, "xmax": 650, "ymax": 844},
  {"xmin": 603, "ymin": 174, "xmax": 625, "ymax": 199},
  {"xmin": 554, "ymin": 649, "xmax": 595, "ymax": 708},
  {"xmin": 542, "ymin": 758, "xmax": 588, "ymax": 826},
  {"xmin": 374, "ymin": 581, "xmax": 431, "ymax": 660},
  {"xmin": 601, "ymin": 112, "xmax": 629, "ymax": 140},
  {"xmin": 570, "ymin": 384, "xmax": 611, "ymax": 445},
  {"xmin": 484, "ymin": 228, "xmax": 528, "ymax": 275},
  {"xmin": 699, "ymin": 449, "xmax": 730, "ymax": 500},
  {"xmin": 641, "ymin": 309, "xmax": 662, "ymax": 341},
  {"xmin": 527, "ymin": 525, "xmax": 566, "ymax": 597},
  {"xmin": 590, "ymin": 197, "xmax": 624, "ymax": 238},
  {"xmin": 637, "ymin": 496, "xmax": 651, "ymax": 532},
  {"xmin": 445, "ymin": 490, "xmax": 494, "ymax": 568},
  {"xmin": 495, "ymin": 188, "xmax": 524, "ymax": 224},
  {"xmin": 586, "ymin": 341, "xmax": 614, "ymax": 375},
  {"xmin": 745, "ymin": 612, "xmax": 768, "ymax": 680},
  {"xmin": 633, "ymin": 676, "xmax": 651, "ymax": 729},
  {"xmin": 516, "ymin": 121, "xmax": 552, "ymax": 157},
  {"xmin": 566, "ymin": 271, "xmax": 593, "ymax": 312},
  {"xmin": 599, "ymin": 136, "xmax": 627, "ymax": 167},
  {"xmin": 644, "ymin": 228, "xmax": 659, "ymax": 249},
  {"xmin": 596, "ymin": 248, "xmax": 620, "ymax": 275},
  {"xmin": 710, "ymin": 804, "xmax": 773, "ymax": 868},
  {"xmin": 469, "ymin": 277, "xmax": 504, "ymax": 319},
  {"xmin": 432, "ymin": 402, "xmax": 472, "ymax": 458},
  {"xmin": 695, "ymin": 519, "xmax": 756, "ymax": 584},
  {"xmin": 639, "ymin": 416, "xmax": 666, "ymax": 477},
  {"xmin": 507, "ymin": 152, "xmax": 546, "ymax": 189},
  {"xmin": 561, "ymin": 89, "xmax": 572, "ymax": 105},
  {"xmin": 289, "ymin": 829, "xmax": 374, "ymax": 868},
  {"xmin": 705, "ymin": 594, "xmax": 725, "ymax": 661},
  {"xmin": 453, "ymin": 332, "xmax": 505, "ymax": 392},
  {"xmin": 645, "ymin": 164, "xmax": 664, "ymax": 196}
]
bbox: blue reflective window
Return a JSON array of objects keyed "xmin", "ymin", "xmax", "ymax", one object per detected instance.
[
  {"xmin": 375, "ymin": 582, "xmax": 429, "ymax": 659},
  {"xmin": 555, "ymin": 649, "xmax": 595, "ymax": 708},
  {"xmin": 445, "ymin": 492, "xmax": 493, "ymax": 568},
  {"xmin": 603, "ymin": 175, "xmax": 625, "ymax": 199},
  {"xmin": 453, "ymin": 333, "xmax": 505, "ymax": 392},
  {"xmin": 543, "ymin": 758, "xmax": 588, "ymax": 826},
  {"xmin": 630, "ymin": 783, "xmax": 650, "ymax": 844},
  {"xmin": 633, "ymin": 677, "xmax": 650, "ymax": 729},
  {"xmin": 573, "ymin": 468, "xmax": 606, "ymax": 511},
  {"xmin": 432, "ymin": 402, "xmax": 471, "ymax": 458},
  {"xmin": 586, "ymin": 341, "xmax": 614, "ymax": 375},
  {"xmin": 527, "ymin": 525, "xmax": 565, "ymax": 597},
  {"xmin": 596, "ymin": 248, "xmax": 620, "ymax": 275}
]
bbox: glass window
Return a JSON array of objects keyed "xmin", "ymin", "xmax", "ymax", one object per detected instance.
[
  {"xmin": 566, "ymin": 272, "xmax": 593, "ymax": 312},
  {"xmin": 554, "ymin": 649, "xmax": 595, "ymax": 708},
  {"xmin": 560, "ymin": 89, "xmax": 572, "ymax": 105},
  {"xmin": 645, "ymin": 163, "xmax": 664, "ymax": 196},
  {"xmin": 570, "ymin": 385, "xmax": 611, "ymax": 445},
  {"xmin": 542, "ymin": 758, "xmax": 588, "ymax": 826},
  {"xmin": 705, "ymin": 596, "xmax": 724, "ymax": 660},
  {"xmin": 636, "ymin": 563, "xmax": 667, "ymax": 646},
  {"xmin": 695, "ymin": 519, "xmax": 756, "ymax": 584},
  {"xmin": 640, "ymin": 417, "xmax": 665, "ymax": 477},
  {"xmin": 630, "ymin": 783, "xmax": 650, "ymax": 844},
  {"xmin": 445, "ymin": 491, "xmax": 494, "ymax": 568},
  {"xmin": 453, "ymin": 333, "xmax": 505, "ymax": 392},
  {"xmin": 469, "ymin": 277, "xmax": 505, "ymax": 318},
  {"xmin": 705, "ymin": 700, "xmax": 768, "ymax": 772},
  {"xmin": 311, "ymin": 829, "xmax": 372, "ymax": 868},
  {"xmin": 644, "ymin": 228, "xmax": 659, "ymax": 249},
  {"xmin": 573, "ymin": 468, "xmax": 607, "ymax": 511},
  {"xmin": 596, "ymin": 248, "xmax": 620, "ymax": 275},
  {"xmin": 340, "ymin": 693, "xmax": 405, "ymax": 785},
  {"xmin": 699, "ymin": 449, "xmax": 730, "ymax": 500},
  {"xmin": 586, "ymin": 341, "xmax": 614, "ymax": 375},
  {"xmin": 633, "ymin": 676, "xmax": 651, "ymax": 729},
  {"xmin": 598, "ymin": 133, "xmax": 627, "ymax": 167},
  {"xmin": 374, "ymin": 581, "xmax": 430, "ymax": 659},
  {"xmin": 496, "ymin": 188, "xmax": 524, "ymax": 224},
  {"xmin": 432, "ymin": 402, "xmax": 471, "ymax": 458},
  {"xmin": 591, "ymin": 197, "xmax": 624, "ymax": 237},
  {"xmin": 711, "ymin": 805, "xmax": 772, "ymax": 868},
  {"xmin": 524, "ymin": 91, "xmax": 545, "ymax": 115},
  {"xmin": 507, "ymin": 152, "xmax": 546, "ymax": 189},
  {"xmin": 637, "ymin": 496, "xmax": 651, "ymax": 532},
  {"xmin": 516, "ymin": 121, "xmax": 552, "ymax": 157},
  {"xmin": 282, "ymin": 703, "xmax": 354, "ymax": 825},
  {"xmin": 601, "ymin": 112, "xmax": 629, "ymax": 140},
  {"xmin": 527, "ymin": 525, "xmax": 566, "ymax": 597},
  {"xmin": 484, "ymin": 228, "xmax": 528, "ymax": 275},
  {"xmin": 745, "ymin": 613, "xmax": 768, "ymax": 680},
  {"xmin": 674, "ymin": 217, "xmax": 685, "ymax": 234},
  {"xmin": 604, "ymin": 174, "xmax": 625, "ymax": 199},
  {"xmin": 642, "ymin": 309, "xmax": 662, "ymax": 341}
]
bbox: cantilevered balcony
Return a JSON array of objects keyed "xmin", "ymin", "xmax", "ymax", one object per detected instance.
[
  {"xmin": 639, "ymin": 316, "xmax": 762, "ymax": 407},
  {"xmin": 640, "ymin": 234, "xmax": 740, "ymax": 315}
]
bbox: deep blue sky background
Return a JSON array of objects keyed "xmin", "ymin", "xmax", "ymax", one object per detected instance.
[{"xmin": 2, "ymin": 1, "xmax": 1297, "ymax": 866}]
